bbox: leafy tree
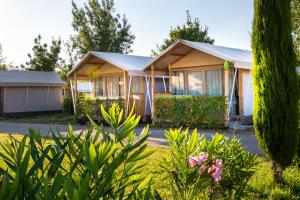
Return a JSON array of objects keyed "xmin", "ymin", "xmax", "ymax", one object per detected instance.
[
  {"xmin": 252, "ymin": 0, "xmax": 299, "ymax": 183},
  {"xmin": 24, "ymin": 35, "xmax": 61, "ymax": 72},
  {"xmin": 151, "ymin": 11, "xmax": 214, "ymax": 56},
  {"xmin": 0, "ymin": 43, "xmax": 7, "ymax": 70},
  {"xmin": 291, "ymin": 0, "xmax": 300, "ymax": 62},
  {"xmin": 71, "ymin": 0, "xmax": 135, "ymax": 56}
]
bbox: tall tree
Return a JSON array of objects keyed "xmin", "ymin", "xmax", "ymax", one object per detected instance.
[
  {"xmin": 151, "ymin": 11, "xmax": 214, "ymax": 56},
  {"xmin": 291, "ymin": 0, "xmax": 300, "ymax": 62},
  {"xmin": 0, "ymin": 43, "xmax": 7, "ymax": 70},
  {"xmin": 71, "ymin": 0, "xmax": 135, "ymax": 56},
  {"xmin": 24, "ymin": 35, "xmax": 61, "ymax": 72},
  {"xmin": 252, "ymin": 0, "xmax": 299, "ymax": 183}
]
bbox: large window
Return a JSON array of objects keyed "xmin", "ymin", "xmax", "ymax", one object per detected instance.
[
  {"xmin": 205, "ymin": 70, "xmax": 222, "ymax": 96},
  {"xmin": 171, "ymin": 69, "xmax": 223, "ymax": 96},
  {"xmin": 95, "ymin": 77, "xmax": 124, "ymax": 98},
  {"xmin": 172, "ymin": 71, "xmax": 184, "ymax": 95},
  {"xmin": 130, "ymin": 77, "xmax": 143, "ymax": 93},
  {"xmin": 188, "ymin": 71, "xmax": 203, "ymax": 96}
]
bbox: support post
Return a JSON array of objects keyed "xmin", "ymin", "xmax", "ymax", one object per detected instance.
[
  {"xmin": 70, "ymin": 81, "xmax": 76, "ymax": 115},
  {"xmin": 228, "ymin": 67, "xmax": 237, "ymax": 122},
  {"xmin": 73, "ymin": 73, "xmax": 78, "ymax": 116},
  {"xmin": 123, "ymin": 71, "xmax": 128, "ymax": 116},
  {"xmin": 168, "ymin": 64, "xmax": 172, "ymax": 93},
  {"xmin": 151, "ymin": 65, "xmax": 155, "ymax": 118},
  {"xmin": 92, "ymin": 72, "xmax": 96, "ymax": 98},
  {"xmin": 126, "ymin": 76, "xmax": 132, "ymax": 115}
]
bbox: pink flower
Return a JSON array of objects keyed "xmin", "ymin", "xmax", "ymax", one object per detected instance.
[
  {"xmin": 188, "ymin": 156, "xmax": 201, "ymax": 168},
  {"xmin": 208, "ymin": 159, "xmax": 222, "ymax": 183},
  {"xmin": 198, "ymin": 152, "xmax": 208, "ymax": 163},
  {"xmin": 214, "ymin": 159, "xmax": 222, "ymax": 168},
  {"xmin": 198, "ymin": 164, "xmax": 207, "ymax": 174}
]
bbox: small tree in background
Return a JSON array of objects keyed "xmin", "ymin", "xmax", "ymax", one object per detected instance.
[
  {"xmin": 0, "ymin": 43, "xmax": 7, "ymax": 70},
  {"xmin": 71, "ymin": 0, "xmax": 135, "ymax": 56},
  {"xmin": 24, "ymin": 35, "xmax": 61, "ymax": 72},
  {"xmin": 151, "ymin": 11, "xmax": 214, "ymax": 56},
  {"xmin": 252, "ymin": 0, "xmax": 299, "ymax": 183}
]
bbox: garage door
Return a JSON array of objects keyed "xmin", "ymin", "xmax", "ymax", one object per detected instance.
[
  {"xmin": 4, "ymin": 87, "xmax": 27, "ymax": 113},
  {"xmin": 28, "ymin": 87, "xmax": 48, "ymax": 112},
  {"xmin": 48, "ymin": 87, "xmax": 63, "ymax": 110},
  {"xmin": 242, "ymin": 71, "xmax": 254, "ymax": 116}
]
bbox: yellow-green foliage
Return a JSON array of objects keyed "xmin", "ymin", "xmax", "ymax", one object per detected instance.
[
  {"xmin": 252, "ymin": 0, "xmax": 299, "ymax": 168},
  {"xmin": 76, "ymin": 98, "xmax": 124, "ymax": 123},
  {"xmin": 153, "ymin": 95, "xmax": 226, "ymax": 128}
]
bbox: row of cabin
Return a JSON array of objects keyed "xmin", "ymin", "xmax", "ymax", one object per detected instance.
[{"xmin": 67, "ymin": 39, "xmax": 253, "ymax": 122}]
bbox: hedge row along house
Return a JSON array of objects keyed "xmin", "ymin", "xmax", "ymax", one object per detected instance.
[{"xmin": 67, "ymin": 39, "xmax": 253, "ymax": 125}]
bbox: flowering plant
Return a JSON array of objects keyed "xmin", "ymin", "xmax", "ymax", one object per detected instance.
[
  {"xmin": 188, "ymin": 153, "xmax": 222, "ymax": 183},
  {"xmin": 161, "ymin": 129, "xmax": 258, "ymax": 199}
]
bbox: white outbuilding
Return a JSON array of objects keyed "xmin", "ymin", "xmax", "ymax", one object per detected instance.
[{"xmin": 0, "ymin": 70, "xmax": 66, "ymax": 115}]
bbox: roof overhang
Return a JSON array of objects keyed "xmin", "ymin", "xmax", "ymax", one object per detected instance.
[{"xmin": 144, "ymin": 39, "xmax": 252, "ymax": 70}]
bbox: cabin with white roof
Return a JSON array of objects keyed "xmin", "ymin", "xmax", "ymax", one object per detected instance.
[
  {"xmin": 144, "ymin": 39, "xmax": 253, "ymax": 122},
  {"xmin": 67, "ymin": 51, "xmax": 169, "ymax": 118}
]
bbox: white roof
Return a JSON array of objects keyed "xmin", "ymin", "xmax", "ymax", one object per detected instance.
[
  {"xmin": 91, "ymin": 51, "xmax": 152, "ymax": 71},
  {"xmin": 68, "ymin": 51, "xmax": 153, "ymax": 77},
  {"xmin": 146, "ymin": 39, "xmax": 252, "ymax": 69},
  {"xmin": 0, "ymin": 70, "xmax": 67, "ymax": 87}
]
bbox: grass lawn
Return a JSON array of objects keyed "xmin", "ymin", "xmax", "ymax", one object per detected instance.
[
  {"xmin": 0, "ymin": 133, "xmax": 299, "ymax": 199},
  {"xmin": 0, "ymin": 112, "xmax": 77, "ymax": 125}
]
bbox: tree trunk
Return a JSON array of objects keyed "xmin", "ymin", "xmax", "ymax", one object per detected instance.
[{"xmin": 272, "ymin": 162, "xmax": 284, "ymax": 183}]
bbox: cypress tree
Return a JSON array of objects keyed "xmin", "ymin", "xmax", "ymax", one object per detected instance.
[{"xmin": 252, "ymin": 0, "xmax": 299, "ymax": 183}]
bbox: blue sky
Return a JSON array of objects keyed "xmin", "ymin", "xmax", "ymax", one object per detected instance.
[{"xmin": 0, "ymin": 0, "xmax": 253, "ymax": 66}]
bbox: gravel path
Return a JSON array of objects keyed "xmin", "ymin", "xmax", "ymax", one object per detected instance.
[{"xmin": 0, "ymin": 121, "xmax": 263, "ymax": 155}]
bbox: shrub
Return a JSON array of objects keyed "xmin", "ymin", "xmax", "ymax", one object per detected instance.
[
  {"xmin": 76, "ymin": 98, "xmax": 125, "ymax": 124},
  {"xmin": 0, "ymin": 103, "xmax": 158, "ymax": 199},
  {"xmin": 153, "ymin": 95, "xmax": 226, "ymax": 129},
  {"xmin": 63, "ymin": 95, "xmax": 73, "ymax": 114},
  {"xmin": 160, "ymin": 129, "xmax": 259, "ymax": 199}
]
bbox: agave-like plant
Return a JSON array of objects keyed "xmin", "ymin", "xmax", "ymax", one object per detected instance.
[{"xmin": 0, "ymin": 103, "xmax": 159, "ymax": 200}]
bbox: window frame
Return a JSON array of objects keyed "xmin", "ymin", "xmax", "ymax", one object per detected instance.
[{"xmin": 171, "ymin": 67, "xmax": 224, "ymax": 96}]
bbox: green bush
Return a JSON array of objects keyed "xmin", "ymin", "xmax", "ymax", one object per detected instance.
[
  {"xmin": 153, "ymin": 95, "xmax": 226, "ymax": 128},
  {"xmin": 0, "ymin": 103, "xmax": 158, "ymax": 199},
  {"xmin": 76, "ymin": 98, "xmax": 125, "ymax": 124},
  {"xmin": 63, "ymin": 95, "xmax": 73, "ymax": 114},
  {"xmin": 161, "ymin": 129, "xmax": 259, "ymax": 199}
]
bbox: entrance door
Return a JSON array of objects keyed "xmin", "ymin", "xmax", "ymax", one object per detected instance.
[{"xmin": 242, "ymin": 72, "xmax": 253, "ymax": 116}]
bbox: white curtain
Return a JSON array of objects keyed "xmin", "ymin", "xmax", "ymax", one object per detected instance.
[
  {"xmin": 188, "ymin": 71, "xmax": 203, "ymax": 96},
  {"xmin": 131, "ymin": 77, "xmax": 142, "ymax": 93},
  {"xmin": 172, "ymin": 71, "xmax": 184, "ymax": 95},
  {"xmin": 205, "ymin": 70, "xmax": 222, "ymax": 96}
]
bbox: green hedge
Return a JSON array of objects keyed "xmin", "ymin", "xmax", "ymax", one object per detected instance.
[
  {"xmin": 63, "ymin": 96, "xmax": 74, "ymax": 114},
  {"xmin": 76, "ymin": 98, "xmax": 125, "ymax": 124},
  {"xmin": 153, "ymin": 95, "xmax": 226, "ymax": 129}
]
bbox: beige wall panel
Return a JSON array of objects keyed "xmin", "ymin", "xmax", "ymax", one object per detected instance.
[
  {"xmin": 94, "ymin": 63, "xmax": 123, "ymax": 76},
  {"xmin": 28, "ymin": 87, "xmax": 48, "ymax": 112},
  {"xmin": 4, "ymin": 87, "xmax": 27, "ymax": 113},
  {"xmin": 48, "ymin": 87, "xmax": 63, "ymax": 110},
  {"xmin": 172, "ymin": 50, "xmax": 224, "ymax": 69}
]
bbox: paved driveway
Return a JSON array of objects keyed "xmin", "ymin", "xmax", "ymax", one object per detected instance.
[{"xmin": 0, "ymin": 122, "xmax": 263, "ymax": 155}]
